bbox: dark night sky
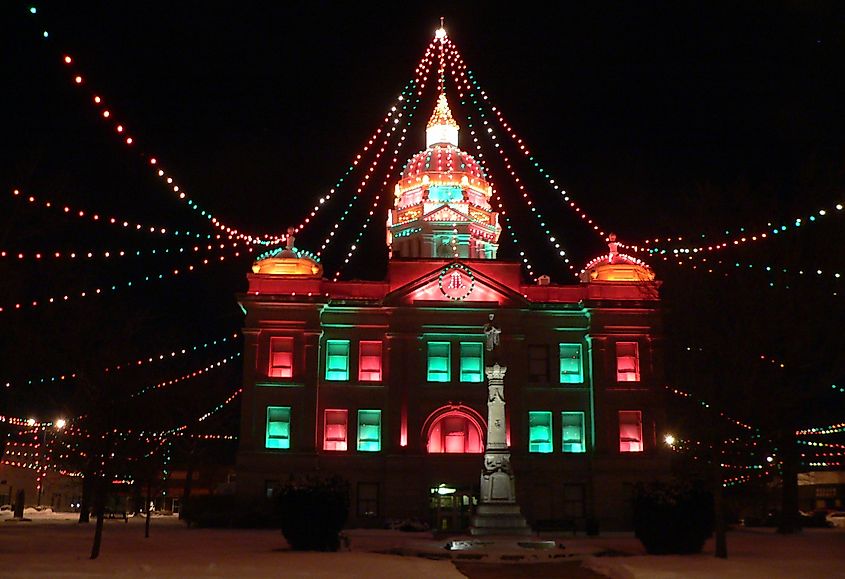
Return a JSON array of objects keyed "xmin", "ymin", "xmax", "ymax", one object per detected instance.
[{"xmin": 2, "ymin": 2, "xmax": 844, "ymax": 422}]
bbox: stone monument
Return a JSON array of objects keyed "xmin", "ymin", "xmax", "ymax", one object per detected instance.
[{"xmin": 470, "ymin": 313, "xmax": 531, "ymax": 536}]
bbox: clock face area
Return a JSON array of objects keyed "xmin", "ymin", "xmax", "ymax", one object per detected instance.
[{"xmin": 439, "ymin": 264, "xmax": 475, "ymax": 301}]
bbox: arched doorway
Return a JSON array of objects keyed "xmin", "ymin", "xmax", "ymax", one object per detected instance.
[{"xmin": 423, "ymin": 405, "xmax": 485, "ymax": 453}]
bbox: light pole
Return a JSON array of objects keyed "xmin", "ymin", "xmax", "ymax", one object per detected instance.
[{"xmin": 36, "ymin": 418, "xmax": 66, "ymax": 507}]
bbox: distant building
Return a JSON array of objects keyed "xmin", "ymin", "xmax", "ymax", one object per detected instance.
[{"xmin": 236, "ymin": 94, "xmax": 668, "ymax": 531}]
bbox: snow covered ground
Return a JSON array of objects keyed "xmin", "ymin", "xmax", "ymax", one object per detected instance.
[
  {"xmin": 1, "ymin": 509, "xmax": 843, "ymax": 578},
  {"xmin": 582, "ymin": 527, "xmax": 845, "ymax": 579}
]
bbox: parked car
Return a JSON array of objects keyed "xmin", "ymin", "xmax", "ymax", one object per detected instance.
[{"xmin": 826, "ymin": 511, "xmax": 845, "ymax": 528}]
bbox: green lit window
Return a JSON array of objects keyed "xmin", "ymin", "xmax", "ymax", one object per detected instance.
[
  {"xmin": 460, "ymin": 342, "xmax": 483, "ymax": 383},
  {"xmin": 562, "ymin": 412, "xmax": 586, "ymax": 453},
  {"xmin": 357, "ymin": 410, "xmax": 382, "ymax": 452},
  {"xmin": 559, "ymin": 343, "xmax": 584, "ymax": 384},
  {"xmin": 427, "ymin": 342, "xmax": 450, "ymax": 382},
  {"xmin": 325, "ymin": 340, "xmax": 350, "ymax": 381},
  {"xmin": 528, "ymin": 411, "xmax": 553, "ymax": 453},
  {"xmin": 265, "ymin": 406, "xmax": 290, "ymax": 449}
]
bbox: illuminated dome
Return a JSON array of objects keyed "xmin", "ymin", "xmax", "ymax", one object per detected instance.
[
  {"xmin": 580, "ymin": 234, "xmax": 655, "ymax": 283},
  {"xmin": 387, "ymin": 93, "xmax": 501, "ymax": 259},
  {"xmin": 251, "ymin": 228, "xmax": 322, "ymax": 277}
]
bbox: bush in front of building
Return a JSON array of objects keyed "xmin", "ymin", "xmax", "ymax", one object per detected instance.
[
  {"xmin": 633, "ymin": 480, "xmax": 714, "ymax": 554},
  {"xmin": 278, "ymin": 475, "xmax": 349, "ymax": 551}
]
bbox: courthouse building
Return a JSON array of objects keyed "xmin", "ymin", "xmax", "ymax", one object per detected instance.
[{"xmin": 236, "ymin": 94, "xmax": 667, "ymax": 531}]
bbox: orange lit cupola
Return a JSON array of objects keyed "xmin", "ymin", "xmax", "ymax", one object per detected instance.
[
  {"xmin": 579, "ymin": 234, "xmax": 655, "ymax": 283},
  {"xmin": 387, "ymin": 93, "xmax": 501, "ymax": 259}
]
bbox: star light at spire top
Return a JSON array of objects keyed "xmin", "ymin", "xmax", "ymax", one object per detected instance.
[{"xmin": 435, "ymin": 17, "xmax": 447, "ymax": 41}]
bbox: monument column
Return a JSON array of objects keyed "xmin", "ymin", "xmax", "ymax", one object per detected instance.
[{"xmin": 470, "ymin": 315, "xmax": 530, "ymax": 536}]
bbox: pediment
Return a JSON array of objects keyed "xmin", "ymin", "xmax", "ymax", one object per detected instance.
[
  {"xmin": 423, "ymin": 205, "xmax": 472, "ymax": 223},
  {"xmin": 384, "ymin": 261, "xmax": 529, "ymax": 306}
]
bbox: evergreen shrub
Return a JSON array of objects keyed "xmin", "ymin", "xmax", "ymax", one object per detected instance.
[
  {"xmin": 633, "ymin": 480, "xmax": 714, "ymax": 554},
  {"xmin": 278, "ymin": 475, "xmax": 349, "ymax": 551}
]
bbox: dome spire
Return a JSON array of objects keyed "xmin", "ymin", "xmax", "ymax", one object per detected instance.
[{"xmin": 426, "ymin": 92, "xmax": 459, "ymax": 148}]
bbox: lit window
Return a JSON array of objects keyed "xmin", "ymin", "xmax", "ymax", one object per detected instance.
[
  {"xmin": 323, "ymin": 409, "xmax": 348, "ymax": 451},
  {"xmin": 562, "ymin": 412, "xmax": 585, "ymax": 453},
  {"xmin": 528, "ymin": 345, "xmax": 548, "ymax": 382},
  {"xmin": 460, "ymin": 342, "xmax": 483, "ymax": 382},
  {"xmin": 426, "ymin": 411, "xmax": 483, "ymax": 453},
  {"xmin": 616, "ymin": 342, "xmax": 640, "ymax": 382},
  {"xmin": 265, "ymin": 406, "xmax": 290, "ymax": 449},
  {"xmin": 619, "ymin": 410, "xmax": 643, "ymax": 453},
  {"xmin": 325, "ymin": 340, "xmax": 350, "ymax": 381},
  {"xmin": 358, "ymin": 341, "xmax": 383, "ymax": 382},
  {"xmin": 269, "ymin": 337, "xmax": 294, "ymax": 379},
  {"xmin": 528, "ymin": 411, "xmax": 553, "ymax": 453},
  {"xmin": 427, "ymin": 342, "xmax": 450, "ymax": 382},
  {"xmin": 559, "ymin": 343, "xmax": 583, "ymax": 384},
  {"xmin": 357, "ymin": 410, "xmax": 382, "ymax": 452}
]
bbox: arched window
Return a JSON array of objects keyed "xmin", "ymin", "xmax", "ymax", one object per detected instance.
[{"xmin": 424, "ymin": 407, "xmax": 485, "ymax": 454}]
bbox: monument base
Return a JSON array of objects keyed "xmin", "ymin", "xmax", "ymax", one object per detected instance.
[{"xmin": 469, "ymin": 503, "xmax": 531, "ymax": 536}]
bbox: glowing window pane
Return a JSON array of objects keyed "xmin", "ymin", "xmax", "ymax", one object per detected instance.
[
  {"xmin": 357, "ymin": 410, "xmax": 381, "ymax": 452},
  {"xmin": 559, "ymin": 343, "xmax": 583, "ymax": 384},
  {"xmin": 619, "ymin": 410, "xmax": 643, "ymax": 453},
  {"xmin": 265, "ymin": 406, "xmax": 290, "ymax": 450},
  {"xmin": 562, "ymin": 412, "xmax": 585, "ymax": 453},
  {"xmin": 269, "ymin": 337, "xmax": 293, "ymax": 378},
  {"xmin": 528, "ymin": 411, "xmax": 553, "ymax": 453},
  {"xmin": 325, "ymin": 340, "xmax": 350, "ymax": 381},
  {"xmin": 358, "ymin": 341, "xmax": 383, "ymax": 382},
  {"xmin": 427, "ymin": 342, "xmax": 450, "ymax": 382},
  {"xmin": 323, "ymin": 409, "xmax": 348, "ymax": 451},
  {"xmin": 616, "ymin": 342, "xmax": 640, "ymax": 382},
  {"xmin": 460, "ymin": 342, "xmax": 483, "ymax": 382}
]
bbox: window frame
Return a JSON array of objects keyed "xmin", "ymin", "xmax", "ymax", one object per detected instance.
[
  {"xmin": 268, "ymin": 336, "xmax": 294, "ymax": 379},
  {"xmin": 357, "ymin": 409, "xmax": 382, "ymax": 452},
  {"xmin": 559, "ymin": 343, "xmax": 584, "ymax": 384},
  {"xmin": 618, "ymin": 410, "xmax": 644, "ymax": 453},
  {"xmin": 561, "ymin": 411, "xmax": 586, "ymax": 453},
  {"xmin": 325, "ymin": 339, "xmax": 351, "ymax": 381},
  {"xmin": 323, "ymin": 409, "xmax": 348, "ymax": 451},
  {"xmin": 528, "ymin": 411, "xmax": 553, "ymax": 453},
  {"xmin": 427, "ymin": 341, "xmax": 451, "ymax": 383},
  {"xmin": 459, "ymin": 342, "xmax": 484, "ymax": 383},
  {"xmin": 358, "ymin": 340, "xmax": 383, "ymax": 382},
  {"xmin": 616, "ymin": 342, "xmax": 641, "ymax": 382},
  {"xmin": 265, "ymin": 406, "xmax": 291, "ymax": 450}
]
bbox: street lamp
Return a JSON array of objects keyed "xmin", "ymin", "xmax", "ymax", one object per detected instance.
[{"xmin": 36, "ymin": 418, "xmax": 66, "ymax": 507}]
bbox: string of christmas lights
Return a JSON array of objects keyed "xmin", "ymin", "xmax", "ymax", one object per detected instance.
[
  {"xmin": 30, "ymin": 23, "xmax": 276, "ymax": 244},
  {"xmin": 331, "ymin": 96, "xmax": 424, "ymax": 279},
  {"xmin": 0, "ymin": 243, "xmax": 250, "ymax": 314},
  {"xmin": 11, "ymin": 189, "xmax": 217, "ymax": 241},
  {"xmin": 640, "ymin": 201, "xmax": 844, "ymax": 255},
  {"xmin": 665, "ymin": 385, "xmax": 758, "ymax": 431},
  {"xmin": 295, "ymin": 39, "xmax": 438, "ymax": 236},
  {"xmin": 442, "ymin": 69, "xmax": 538, "ymax": 275},
  {"xmin": 317, "ymin": 48, "xmax": 434, "ymax": 259},
  {"xmin": 0, "ymin": 241, "xmax": 242, "ymax": 262},
  {"xmin": 446, "ymin": 42, "xmax": 575, "ymax": 274},
  {"xmin": 797, "ymin": 423, "xmax": 845, "ymax": 436},
  {"xmin": 4, "ymin": 332, "xmax": 239, "ymax": 390},
  {"xmin": 447, "ymin": 39, "xmax": 608, "ymax": 239},
  {"xmin": 129, "ymin": 352, "xmax": 241, "ymax": 398}
]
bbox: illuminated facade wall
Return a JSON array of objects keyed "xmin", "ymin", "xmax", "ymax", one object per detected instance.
[{"xmin": 236, "ymin": 258, "xmax": 668, "ymax": 530}]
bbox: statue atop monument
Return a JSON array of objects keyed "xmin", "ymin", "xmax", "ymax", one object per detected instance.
[{"xmin": 483, "ymin": 313, "xmax": 502, "ymax": 364}]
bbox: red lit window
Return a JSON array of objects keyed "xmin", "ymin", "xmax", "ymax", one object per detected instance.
[
  {"xmin": 426, "ymin": 412, "xmax": 483, "ymax": 454},
  {"xmin": 269, "ymin": 337, "xmax": 294, "ymax": 379},
  {"xmin": 616, "ymin": 342, "xmax": 640, "ymax": 382},
  {"xmin": 359, "ymin": 341, "xmax": 383, "ymax": 382},
  {"xmin": 323, "ymin": 409, "xmax": 348, "ymax": 451},
  {"xmin": 619, "ymin": 410, "xmax": 643, "ymax": 453}
]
